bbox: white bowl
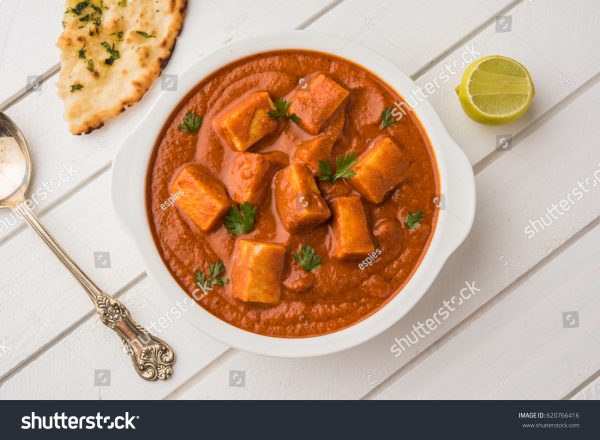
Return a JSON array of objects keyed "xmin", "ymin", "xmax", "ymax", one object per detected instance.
[{"xmin": 112, "ymin": 30, "xmax": 476, "ymax": 358}]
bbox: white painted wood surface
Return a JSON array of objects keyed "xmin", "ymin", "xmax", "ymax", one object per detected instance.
[{"xmin": 0, "ymin": 0, "xmax": 599, "ymax": 400}]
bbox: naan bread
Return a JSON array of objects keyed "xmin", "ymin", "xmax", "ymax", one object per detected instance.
[{"xmin": 57, "ymin": 0, "xmax": 187, "ymax": 135}]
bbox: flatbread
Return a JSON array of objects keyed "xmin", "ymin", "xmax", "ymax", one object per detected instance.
[{"xmin": 57, "ymin": 0, "xmax": 187, "ymax": 135}]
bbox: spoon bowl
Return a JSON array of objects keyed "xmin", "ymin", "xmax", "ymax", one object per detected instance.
[{"xmin": 0, "ymin": 113, "xmax": 31, "ymax": 206}]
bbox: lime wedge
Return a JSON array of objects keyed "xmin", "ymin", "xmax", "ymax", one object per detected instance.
[{"xmin": 455, "ymin": 55, "xmax": 534, "ymax": 125}]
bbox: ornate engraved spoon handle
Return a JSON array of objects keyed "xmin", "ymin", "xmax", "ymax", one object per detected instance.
[{"xmin": 15, "ymin": 202, "xmax": 175, "ymax": 381}]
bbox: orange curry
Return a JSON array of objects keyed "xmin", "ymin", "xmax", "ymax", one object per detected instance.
[{"xmin": 147, "ymin": 50, "xmax": 439, "ymax": 337}]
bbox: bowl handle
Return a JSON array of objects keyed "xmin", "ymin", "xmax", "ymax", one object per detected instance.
[
  {"xmin": 111, "ymin": 132, "xmax": 146, "ymax": 235},
  {"xmin": 442, "ymin": 140, "xmax": 477, "ymax": 255}
]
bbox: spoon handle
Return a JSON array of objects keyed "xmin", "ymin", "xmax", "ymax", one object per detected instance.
[{"xmin": 14, "ymin": 202, "xmax": 175, "ymax": 381}]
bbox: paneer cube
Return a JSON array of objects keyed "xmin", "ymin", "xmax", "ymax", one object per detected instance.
[
  {"xmin": 293, "ymin": 108, "xmax": 345, "ymax": 173},
  {"xmin": 330, "ymin": 195, "xmax": 375, "ymax": 260},
  {"xmin": 170, "ymin": 164, "xmax": 231, "ymax": 231},
  {"xmin": 231, "ymin": 239, "xmax": 287, "ymax": 304},
  {"xmin": 213, "ymin": 91, "xmax": 279, "ymax": 152},
  {"xmin": 293, "ymin": 134, "xmax": 333, "ymax": 173},
  {"xmin": 288, "ymin": 73, "xmax": 349, "ymax": 135},
  {"xmin": 274, "ymin": 163, "xmax": 331, "ymax": 233},
  {"xmin": 229, "ymin": 151, "xmax": 288, "ymax": 205},
  {"xmin": 349, "ymin": 137, "xmax": 410, "ymax": 203}
]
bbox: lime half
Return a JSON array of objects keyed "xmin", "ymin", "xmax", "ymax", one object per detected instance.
[{"xmin": 455, "ymin": 55, "xmax": 534, "ymax": 125}]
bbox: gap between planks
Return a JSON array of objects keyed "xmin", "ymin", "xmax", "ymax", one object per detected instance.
[
  {"xmin": 0, "ymin": 63, "xmax": 60, "ymax": 112},
  {"xmin": 297, "ymin": 0, "xmax": 345, "ymax": 30},
  {"xmin": 0, "ymin": 162, "xmax": 112, "ymax": 249},
  {"xmin": 163, "ymin": 348, "xmax": 238, "ymax": 400}
]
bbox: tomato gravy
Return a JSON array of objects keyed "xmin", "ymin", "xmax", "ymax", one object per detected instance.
[{"xmin": 147, "ymin": 50, "xmax": 439, "ymax": 337}]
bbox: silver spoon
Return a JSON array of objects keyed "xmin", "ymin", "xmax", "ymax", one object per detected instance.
[{"xmin": 0, "ymin": 112, "xmax": 175, "ymax": 381}]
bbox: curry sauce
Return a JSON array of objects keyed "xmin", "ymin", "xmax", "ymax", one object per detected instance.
[{"xmin": 147, "ymin": 50, "xmax": 439, "ymax": 337}]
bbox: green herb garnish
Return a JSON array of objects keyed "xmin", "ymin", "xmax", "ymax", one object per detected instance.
[
  {"xmin": 267, "ymin": 98, "xmax": 300, "ymax": 123},
  {"xmin": 90, "ymin": 3, "xmax": 102, "ymax": 14},
  {"xmin": 66, "ymin": 1, "xmax": 90, "ymax": 15},
  {"xmin": 317, "ymin": 152, "xmax": 358, "ymax": 182},
  {"xmin": 77, "ymin": 7, "xmax": 101, "ymax": 26},
  {"xmin": 70, "ymin": 84, "xmax": 84, "ymax": 92},
  {"xmin": 224, "ymin": 202, "xmax": 257, "ymax": 235},
  {"xmin": 66, "ymin": 0, "xmax": 101, "ymax": 34},
  {"xmin": 100, "ymin": 41, "xmax": 120, "ymax": 65},
  {"xmin": 194, "ymin": 261, "xmax": 228, "ymax": 295},
  {"xmin": 111, "ymin": 31, "xmax": 124, "ymax": 41},
  {"xmin": 294, "ymin": 245, "xmax": 321, "ymax": 272},
  {"xmin": 86, "ymin": 58, "xmax": 95, "ymax": 72},
  {"xmin": 178, "ymin": 111, "xmax": 203, "ymax": 134},
  {"xmin": 136, "ymin": 30, "xmax": 156, "ymax": 38},
  {"xmin": 78, "ymin": 45, "xmax": 86, "ymax": 59},
  {"xmin": 380, "ymin": 107, "xmax": 398, "ymax": 128},
  {"xmin": 406, "ymin": 210, "xmax": 424, "ymax": 229}
]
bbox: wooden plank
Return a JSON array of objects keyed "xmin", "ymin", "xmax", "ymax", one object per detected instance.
[
  {"xmin": 177, "ymin": 79, "xmax": 600, "ymax": 399},
  {"xmin": 373, "ymin": 221, "xmax": 600, "ymax": 399},
  {"xmin": 0, "ymin": 0, "xmax": 63, "ymax": 104},
  {"xmin": 0, "ymin": 276, "xmax": 228, "ymax": 399}
]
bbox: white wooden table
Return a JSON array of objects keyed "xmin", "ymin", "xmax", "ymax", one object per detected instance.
[{"xmin": 1, "ymin": 0, "xmax": 599, "ymax": 400}]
